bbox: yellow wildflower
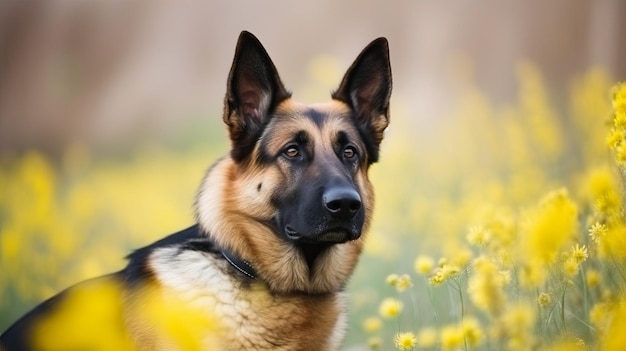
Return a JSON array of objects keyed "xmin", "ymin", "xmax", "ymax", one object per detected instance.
[
  {"xmin": 395, "ymin": 274, "xmax": 413, "ymax": 292},
  {"xmin": 386, "ymin": 273, "xmax": 412, "ymax": 292},
  {"xmin": 362, "ymin": 317, "xmax": 382, "ymax": 333},
  {"xmin": 570, "ymin": 244, "xmax": 588, "ymax": 263},
  {"xmin": 606, "ymin": 128, "xmax": 625, "ymax": 148},
  {"xmin": 461, "ymin": 316, "xmax": 484, "ymax": 348},
  {"xmin": 449, "ymin": 247, "xmax": 473, "ymax": 267},
  {"xmin": 586, "ymin": 268, "xmax": 601, "ymax": 287},
  {"xmin": 386, "ymin": 274, "xmax": 399, "ymax": 286},
  {"xmin": 600, "ymin": 298, "xmax": 626, "ymax": 351},
  {"xmin": 615, "ymin": 144, "xmax": 626, "ymax": 163},
  {"xmin": 598, "ymin": 222, "xmax": 626, "ymax": 260},
  {"xmin": 367, "ymin": 336, "xmax": 383, "ymax": 349},
  {"xmin": 417, "ymin": 327, "xmax": 437, "ymax": 348},
  {"xmin": 589, "ymin": 222, "xmax": 608, "ymax": 243},
  {"xmin": 537, "ymin": 292, "xmax": 552, "ymax": 308},
  {"xmin": 414, "ymin": 255, "xmax": 435, "ymax": 275},
  {"xmin": 394, "ymin": 331, "xmax": 417, "ymax": 351},
  {"xmin": 500, "ymin": 304, "xmax": 535, "ymax": 351},
  {"xmin": 440, "ymin": 324, "xmax": 464, "ymax": 351},
  {"xmin": 379, "ymin": 297, "xmax": 403, "ymax": 318},
  {"xmin": 468, "ymin": 256, "xmax": 505, "ymax": 316},
  {"xmin": 613, "ymin": 82, "xmax": 626, "ymax": 111},
  {"xmin": 428, "ymin": 264, "xmax": 461, "ymax": 286},
  {"xmin": 428, "ymin": 270, "xmax": 445, "ymax": 286},
  {"xmin": 467, "ymin": 225, "xmax": 491, "ymax": 247},
  {"xmin": 521, "ymin": 188, "xmax": 578, "ymax": 265},
  {"xmin": 590, "ymin": 301, "xmax": 612, "ymax": 331},
  {"xmin": 563, "ymin": 257, "xmax": 580, "ymax": 277}
]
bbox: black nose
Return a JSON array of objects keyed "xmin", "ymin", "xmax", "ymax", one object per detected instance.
[{"xmin": 323, "ymin": 186, "xmax": 362, "ymax": 219}]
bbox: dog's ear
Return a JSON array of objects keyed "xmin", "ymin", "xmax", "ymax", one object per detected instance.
[
  {"xmin": 333, "ymin": 38, "xmax": 392, "ymax": 158},
  {"xmin": 224, "ymin": 31, "xmax": 291, "ymax": 161}
]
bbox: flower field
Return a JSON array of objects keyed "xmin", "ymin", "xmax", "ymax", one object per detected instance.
[{"xmin": 1, "ymin": 64, "xmax": 625, "ymax": 350}]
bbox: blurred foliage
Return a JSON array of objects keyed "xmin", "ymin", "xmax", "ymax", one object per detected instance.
[{"xmin": 1, "ymin": 60, "xmax": 625, "ymax": 350}]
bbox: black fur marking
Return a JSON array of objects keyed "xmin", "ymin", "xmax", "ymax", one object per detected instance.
[
  {"xmin": 304, "ymin": 108, "xmax": 327, "ymax": 128},
  {"xmin": 257, "ymin": 183, "xmax": 262, "ymax": 191},
  {"xmin": 230, "ymin": 125, "xmax": 267, "ymax": 163},
  {"xmin": 124, "ymin": 225, "xmax": 213, "ymax": 286},
  {"xmin": 356, "ymin": 122, "xmax": 380, "ymax": 164},
  {"xmin": 299, "ymin": 243, "xmax": 332, "ymax": 274},
  {"xmin": 0, "ymin": 289, "xmax": 70, "ymax": 350}
]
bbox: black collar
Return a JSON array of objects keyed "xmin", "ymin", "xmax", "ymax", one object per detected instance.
[{"xmin": 221, "ymin": 248, "xmax": 257, "ymax": 279}]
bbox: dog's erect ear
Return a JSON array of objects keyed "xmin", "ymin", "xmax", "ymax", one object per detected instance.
[
  {"xmin": 332, "ymin": 38, "xmax": 392, "ymax": 161},
  {"xmin": 224, "ymin": 31, "xmax": 291, "ymax": 161}
]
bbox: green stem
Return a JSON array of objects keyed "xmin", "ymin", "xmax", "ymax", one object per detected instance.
[
  {"xmin": 579, "ymin": 266, "xmax": 590, "ymax": 334},
  {"xmin": 426, "ymin": 283, "xmax": 440, "ymax": 325},
  {"xmin": 458, "ymin": 282, "xmax": 465, "ymax": 321},
  {"xmin": 409, "ymin": 285, "xmax": 420, "ymax": 329},
  {"xmin": 560, "ymin": 284, "xmax": 567, "ymax": 333}
]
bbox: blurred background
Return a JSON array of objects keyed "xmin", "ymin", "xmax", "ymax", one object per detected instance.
[
  {"xmin": 1, "ymin": 0, "xmax": 624, "ymax": 152},
  {"xmin": 1, "ymin": 0, "xmax": 625, "ymax": 349}
]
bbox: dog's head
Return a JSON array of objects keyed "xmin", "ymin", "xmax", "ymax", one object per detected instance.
[{"xmin": 197, "ymin": 31, "xmax": 391, "ymax": 293}]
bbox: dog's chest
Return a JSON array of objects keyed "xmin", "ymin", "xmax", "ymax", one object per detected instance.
[{"xmin": 147, "ymin": 247, "xmax": 346, "ymax": 350}]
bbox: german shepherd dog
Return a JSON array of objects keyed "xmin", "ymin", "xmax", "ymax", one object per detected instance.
[{"xmin": 1, "ymin": 31, "xmax": 392, "ymax": 350}]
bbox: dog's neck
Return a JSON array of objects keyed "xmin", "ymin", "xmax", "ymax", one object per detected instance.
[{"xmin": 221, "ymin": 246, "xmax": 257, "ymax": 279}]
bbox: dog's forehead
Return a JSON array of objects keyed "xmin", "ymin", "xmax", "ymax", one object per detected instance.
[
  {"xmin": 273, "ymin": 100, "xmax": 354, "ymax": 130},
  {"xmin": 258, "ymin": 100, "xmax": 361, "ymax": 153}
]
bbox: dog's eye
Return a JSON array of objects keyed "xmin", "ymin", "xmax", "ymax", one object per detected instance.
[
  {"xmin": 343, "ymin": 146, "xmax": 356, "ymax": 159},
  {"xmin": 284, "ymin": 146, "xmax": 300, "ymax": 158}
]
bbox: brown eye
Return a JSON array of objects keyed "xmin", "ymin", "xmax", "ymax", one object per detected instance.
[
  {"xmin": 284, "ymin": 146, "xmax": 300, "ymax": 158},
  {"xmin": 343, "ymin": 146, "xmax": 356, "ymax": 159}
]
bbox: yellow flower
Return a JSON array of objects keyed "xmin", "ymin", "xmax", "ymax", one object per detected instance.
[
  {"xmin": 468, "ymin": 256, "xmax": 505, "ymax": 316},
  {"xmin": 394, "ymin": 331, "xmax": 417, "ymax": 351},
  {"xmin": 386, "ymin": 274, "xmax": 399, "ymax": 286},
  {"xmin": 586, "ymin": 268, "xmax": 601, "ymax": 287},
  {"xmin": 461, "ymin": 317, "xmax": 484, "ymax": 348},
  {"xmin": 499, "ymin": 304, "xmax": 535, "ymax": 351},
  {"xmin": 414, "ymin": 255, "xmax": 435, "ymax": 275},
  {"xmin": 600, "ymin": 298, "xmax": 626, "ymax": 351},
  {"xmin": 590, "ymin": 301, "xmax": 612, "ymax": 331},
  {"xmin": 586, "ymin": 169, "xmax": 622, "ymax": 218},
  {"xmin": 417, "ymin": 327, "xmax": 437, "ymax": 348},
  {"xmin": 521, "ymin": 188, "xmax": 578, "ymax": 265},
  {"xmin": 367, "ymin": 336, "xmax": 383, "ymax": 349},
  {"xmin": 570, "ymin": 244, "xmax": 588, "ymax": 263},
  {"xmin": 362, "ymin": 317, "xmax": 382, "ymax": 333},
  {"xmin": 379, "ymin": 297, "xmax": 403, "ymax": 318},
  {"xmin": 440, "ymin": 324, "xmax": 463, "ymax": 351},
  {"xmin": 613, "ymin": 82, "xmax": 626, "ymax": 110},
  {"xmin": 537, "ymin": 292, "xmax": 552, "ymax": 307},
  {"xmin": 606, "ymin": 128, "xmax": 625, "ymax": 148},
  {"xmin": 428, "ymin": 264, "xmax": 461, "ymax": 286},
  {"xmin": 563, "ymin": 257, "xmax": 580, "ymax": 277},
  {"xmin": 395, "ymin": 274, "xmax": 413, "ymax": 292},
  {"xmin": 386, "ymin": 273, "xmax": 412, "ymax": 292},
  {"xmin": 589, "ymin": 222, "xmax": 608, "ymax": 243},
  {"xmin": 467, "ymin": 225, "xmax": 491, "ymax": 247},
  {"xmin": 598, "ymin": 222, "xmax": 626, "ymax": 260}
]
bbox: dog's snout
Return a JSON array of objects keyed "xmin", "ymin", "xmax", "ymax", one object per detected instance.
[{"xmin": 323, "ymin": 187, "xmax": 362, "ymax": 218}]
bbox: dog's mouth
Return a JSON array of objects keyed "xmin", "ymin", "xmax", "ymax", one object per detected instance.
[{"xmin": 285, "ymin": 225, "xmax": 358, "ymax": 244}]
